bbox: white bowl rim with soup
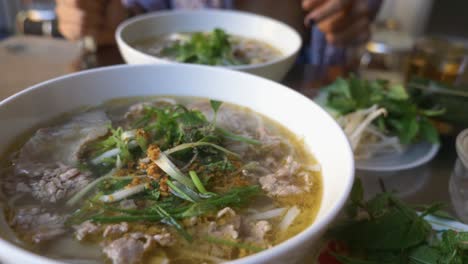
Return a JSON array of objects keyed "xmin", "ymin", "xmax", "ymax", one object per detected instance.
[
  {"xmin": 0, "ymin": 64, "xmax": 354, "ymax": 264},
  {"xmin": 116, "ymin": 9, "xmax": 302, "ymax": 81}
]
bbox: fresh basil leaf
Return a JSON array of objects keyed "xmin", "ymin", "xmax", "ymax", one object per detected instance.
[
  {"xmin": 419, "ymin": 118, "xmax": 439, "ymax": 144},
  {"xmin": 387, "ymin": 84, "xmax": 409, "ymax": 100}
]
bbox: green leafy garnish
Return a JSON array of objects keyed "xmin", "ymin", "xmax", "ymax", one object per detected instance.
[
  {"xmin": 210, "ymin": 99, "xmax": 222, "ymax": 126},
  {"xmin": 189, "ymin": 170, "xmax": 217, "ymax": 197},
  {"xmin": 327, "ymin": 179, "xmax": 468, "ymax": 264},
  {"xmin": 152, "ymin": 204, "xmax": 193, "ymax": 242},
  {"xmin": 73, "ymin": 99, "xmax": 266, "ymax": 244},
  {"xmin": 161, "ymin": 28, "xmax": 244, "ymax": 66},
  {"xmin": 166, "ymin": 179, "xmax": 196, "ymax": 203},
  {"xmin": 318, "ymin": 76, "xmax": 444, "ymax": 145}
]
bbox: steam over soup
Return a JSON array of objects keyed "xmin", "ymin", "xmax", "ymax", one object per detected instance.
[
  {"xmin": 0, "ymin": 97, "xmax": 322, "ymax": 264},
  {"xmin": 132, "ymin": 29, "xmax": 283, "ymax": 66}
]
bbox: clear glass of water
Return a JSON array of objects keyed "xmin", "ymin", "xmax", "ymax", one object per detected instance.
[{"xmin": 450, "ymin": 129, "xmax": 468, "ymax": 222}]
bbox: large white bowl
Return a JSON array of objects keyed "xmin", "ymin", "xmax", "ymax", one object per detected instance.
[
  {"xmin": 0, "ymin": 64, "xmax": 353, "ymax": 264},
  {"xmin": 116, "ymin": 9, "xmax": 302, "ymax": 82}
]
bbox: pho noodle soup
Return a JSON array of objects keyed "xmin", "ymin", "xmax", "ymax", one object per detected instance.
[
  {"xmin": 131, "ymin": 29, "xmax": 283, "ymax": 66},
  {"xmin": 0, "ymin": 97, "xmax": 322, "ymax": 264}
]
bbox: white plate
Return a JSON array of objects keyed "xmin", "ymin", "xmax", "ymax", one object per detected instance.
[{"xmin": 356, "ymin": 142, "xmax": 440, "ymax": 171}]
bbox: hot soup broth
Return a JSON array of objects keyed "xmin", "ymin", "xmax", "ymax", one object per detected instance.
[
  {"xmin": 131, "ymin": 29, "xmax": 283, "ymax": 66},
  {"xmin": 0, "ymin": 97, "xmax": 322, "ymax": 264}
]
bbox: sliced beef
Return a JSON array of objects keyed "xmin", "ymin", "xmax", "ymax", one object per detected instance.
[
  {"xmin": 30, "ymin": 164, "xmax": 91, "ymax": 203},
  {"xmin": 152, "ymin": 231, "xmax": 175, "ymax": 247},
  {"xmin": 74, "ymin": 220, "xmax": 101, "ymax": 241},
  {"xmin": 202, "ymin": 207, "xmax": 242, "ymax": 258},
  {"xmin": 103, "ymin": 222, "xmax": 129, "ymax": 238},
  {"xmin": 10, "ymin": 207, "xmax": 67, "ymax": 243},
  {"xmin": 243, "ymin": 220, "xmax": 272, "ymax": 247},
  {"xmin": 259, "ymin": 155, "xmax": 304, "ymax": 197},
  {"xmin": 102, "ymin": 231, "xmax": 175, "ymax": 264},
  {"xmin": 8, "ymin": 111, "xmax": 109, "ymax": 203},
  {"xmin": 208, "ymin": 207, "xmax": 241, "ymax": 240},
  {"xmin": 103, "ymin": 235, "xmax": 146, "ymax": 264},
  {"xmin": 119, "ymin": 199, "xmax": 137, "ymax": 210},
  {"xmin": 15, "ymin": 111, "xmax": 110, "ymax": 176}
]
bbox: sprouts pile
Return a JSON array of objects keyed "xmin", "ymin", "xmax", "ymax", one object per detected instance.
[{"xmin": 316, "ymin": 76, "xmax": 444, "ymax": 159}]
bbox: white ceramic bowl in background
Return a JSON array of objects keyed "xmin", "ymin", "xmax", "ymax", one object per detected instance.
[
  {"xmin": 0, "ymin": 64, "xmax": 353, "ymax": 264},
  {"xmin": 116, "ymin": 10, "xmax": 302, "ymax": 82}
]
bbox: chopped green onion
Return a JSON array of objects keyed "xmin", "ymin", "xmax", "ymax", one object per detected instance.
[
  {"xmin": 66, "ymin": 169, "xmax": 116, "ymax": 207},
  {"xmin": 216, "ymin": 127, "xmax": 261, "ymax": 145},
  {"xmin": 154, "ymin": 152, "xmax": 195, "ymax": 188},
  {"xmin": 99, "ymin": 183, "xmax": 146, "ymax": 203},
  {"xmin": 66, "ymin": 172, "xmax": 144, "ymax": 207},
  {"xmin": 153, "ymin": 204, "xmax": 193, "ymax": 242},
  {"xmin": 167, "ymin": 179, "xmax": 196, "ymax": 203},
  {"xmin": 91, "ymin": 214, "xmax": 162, "ymax": 223},
  {"xmin": 164, "ymin": 141, "xmax": 240, "ymax": 158},
  {"xmin": 189, "ymin": 171, "xmax": 217, "ymax": 197}
]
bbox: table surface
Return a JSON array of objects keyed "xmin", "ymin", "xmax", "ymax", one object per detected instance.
[{"xmin": 0, "ymin": 36, "xmax": 462, "ymax": 258}]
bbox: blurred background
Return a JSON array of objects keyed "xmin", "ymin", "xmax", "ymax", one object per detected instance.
[
  {"xmin": 1, "ymin": 0, "xmax": 468, "ymax": 40},
  {"xmin": 1, "ymin": 0, "xmax": 468, "ymax": 89}
]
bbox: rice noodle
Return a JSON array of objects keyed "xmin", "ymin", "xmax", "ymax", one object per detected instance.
[
  {"xmin": 305, "ymin": 164, "xmax": 321, "ymax": 172},
  {"xmin": 279, "ymin": 206, "xmax": 300, "ymax": 232},
  {"xmin": 179, "ymin": 249, "xmax": 226, "ymax": 263},
  {"xmin": 99, "ymin": 183, "xmax": 146, "ymax": 203},
  {"xmin": 248, "ymin": 208, "xmax": 286, "ymax": 220}
]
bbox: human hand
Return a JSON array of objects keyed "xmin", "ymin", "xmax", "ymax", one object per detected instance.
[
  {"xmin": 55, "ymin": 0, "xmax": 128, "ymax": 46},
  {"xmin": 302, "ymin": 0, "xmax": 372, "ymax": 46}
]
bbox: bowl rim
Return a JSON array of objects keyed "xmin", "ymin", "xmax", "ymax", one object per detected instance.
[
  {"xmin": 115, "ymin": 9, "xmax": 303, "ymax": 70},
  {"xmin": 0, "ymin": 64, "xmax": 354, "ymax": 264}
]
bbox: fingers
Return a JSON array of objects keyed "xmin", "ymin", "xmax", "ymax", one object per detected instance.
[
  {"xmin": 57, "ymin": 21, "xmax": 99, "ymax": 41},
  {"xmin": 94, "ymin": 30, "xmax": 117, "ymax": 46},
  {"xmin": 56, "ymin": 5, "xmax": 102, "ymax": 28},
  {"xmin": 304, "ymin": 0, "xmax": 352, "ymax": 25},
  {"xmin": 325, "ymin": 17, "xmax": 370, "ymax": 46},
  {"xmin": 56, "ymin": 0, "xmax": 103, "ymax": 12},
  {"xmin": 302, "ymin": 0, "xmax": 325, "ymax": 12},
  {"xmin": 55, "ymin": 0, "xmax": 104, "ymax": 41},
  {"xmin": 317, "ymin": 0, "xmax": 368, "ymax": 34},
  {"xmin": 303, "ymin": 0, "xmax": 371, "ymax": 46}
]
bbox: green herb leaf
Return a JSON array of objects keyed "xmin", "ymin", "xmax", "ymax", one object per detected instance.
[
  {"xmin": 210, "ymin": 100, "xmax": 222, "ymax": 115},
  {"xmin": 387, "ymin": 84, "xmax": 409, "ymax": 100},
  {"xmin": 317, "ymin": 76, "xmax": 442, "ymax": 146},
  {"xmin": 161, "ymin": 29, "xmax": 243, "ymax": 66}
]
